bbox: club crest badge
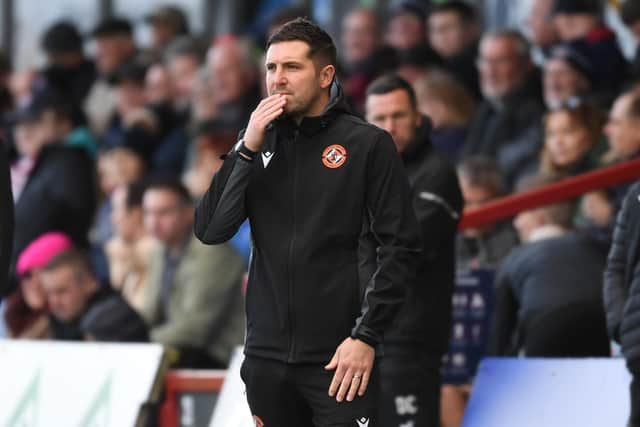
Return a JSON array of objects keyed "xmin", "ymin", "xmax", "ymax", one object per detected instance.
[{"xmin": 322, "ymin": 144, "xmax": 347, "ymax": 169}]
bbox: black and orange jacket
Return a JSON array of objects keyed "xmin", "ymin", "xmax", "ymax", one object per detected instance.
[{"xmin": 194, "ymin": 83, "xmax": 421, "ymax": 364}]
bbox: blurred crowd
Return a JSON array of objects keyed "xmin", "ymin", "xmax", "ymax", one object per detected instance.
[{"xmin": 3, "ymin": 0, "xmax": 640, "ymax": 424}]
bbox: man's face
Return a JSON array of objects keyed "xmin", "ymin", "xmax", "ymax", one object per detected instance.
[
  {"xmin": 386, "ymin": 12, "xmax": 425, "ymax": 51},
  {"xmin": 143, "ymin": 189, "xmax": 192, "ymax": 246},
  {"xmin": 14, "ymin": 120, "xmax": 48, "ymax": 158},
  {"xmin": 111, "ymin": 186, "xmax": 143, "ymax": 242},
  {"xmin": 116, "ymin": 81, "xmax": 147, "ymax": 118},
  {"xmin": 366, "ymin": 89, "xmax": 421, "ymax": 153},
  {"xmin": 341, "ymin": 10, "xmax": 380, "ymax": 64},
  {"xmin": 266, "ymin": 40, "xmax": 332, "ymax": 119},
  {"xmin": 543, "ymin": 58, "xmax": 587, "ymax": 107},
  {"xmin": 41, "ymin": 265, "xmax": 90, "ymax": 323},
  {"xmin": 169, "ymin": 55, "xmax": 199, "ymax": 107},
  {"xmin": 94, "ymin": 35, "xmax": 133, "ymax": 75},
  {"xmin": 477, "ymin": 36, "xmax": 527, "ymax": 100},
  {"xmin": 526, "ymin": 0, "xmax": 557, "ymax": 47},
  {"xmin": 605, "ymin": 94, "xmax": 640, "ymax": 159},
  {"xmin": 428, "ymin": 11, "xmax": 471, "ymax": 58},
  {"xmin": 459, "ymin": 177, "xmax": 497, "ymax": 237},
  {"xmin": 145, "ymin": 64, "xmax": 173, "ymax": 104},
  {"xmin": 207, "ymin": 44, "xmax": 249, "ymax": 105}
]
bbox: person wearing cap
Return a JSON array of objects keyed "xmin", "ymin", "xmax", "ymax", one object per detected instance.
[
  {"xmin": 85, "ymin": 17, "xmax": 139, "ymax": 137},
  {"xmin": 3, "ymin": 232, "xmax": 71, "ymax": 339},
  {"xmin": 427, "ymin": 0, "xmax": 481, "ymax": 98},
  {"xmin": 551, "ymin": 0, "xmax": 628, "ymax": 102},
  {"xmin": 386, "ymin": 0, "xmax": 428, "ymax": 51},
  {"xmin": 543, "ymin": 44, "xmax": 595, "ymax": 109},
  {"xmin": 9, "ymin": 92, "xmax": 96, "ymax": 268},
  {"xmin": 145, "ymin": 5, "xmax": 190, "ymax": 56},
  {"xmin": 40, "ymin": 247, "xmax": 147, "ymax": 341},
  {"xmin": 0, "ymin": 140, "xmax": 12, "ymax": 300},
  {"xmin": 621, "ymin": 0, "xmax": 640, "ymax": 83},
  {"xmin": 40, "ymin": 20, "xmax": 97, "ymax": 109}
]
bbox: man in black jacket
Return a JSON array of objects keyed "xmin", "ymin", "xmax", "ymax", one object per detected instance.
[
  {"xmin": 365, "ymin": 74, "xmax": 463, "ymax": 427},
  {"xmin": 604, "ymin": 181, "xmax": 640, "ymax": 427},
  {"xmin": 194, "ymin": 18, "xmax": 421, "ymax": 426},
  {"xmin": 0, "ymin": 142, "xmax": 12, "ymax": 299}
]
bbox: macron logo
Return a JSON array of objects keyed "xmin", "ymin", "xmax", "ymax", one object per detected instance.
[
  {"xmin": 356, "ymin": 417, "xmax": 369, "ymax": 427},
  {"xmin": 262, "ymin": 151, "xmax": 274, "ymax": 168}
]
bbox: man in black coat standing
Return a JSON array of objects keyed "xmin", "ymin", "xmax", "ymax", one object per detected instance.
[
  {"xmin": 0, "ymin": 141, "xmax": 13, "ymax": 299},
  {"xmin": 365, "ymin": 74, "xmax": 463, "ymax": 427},
  {"xmin": 604, "ymin": 180, "xmax": 640, "ymax": 427}
]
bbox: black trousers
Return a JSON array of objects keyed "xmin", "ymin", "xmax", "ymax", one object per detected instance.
[
  {"xmin": 241, "ymin": 355, "xmax": 378, "ymax": 427},
  {"xmin": 377, "ymin": 344, "xmax": 442, "ymax": 427},
  {"xmin": 628, "ymin": 358, "xmax": 640, "ymax": 427}
]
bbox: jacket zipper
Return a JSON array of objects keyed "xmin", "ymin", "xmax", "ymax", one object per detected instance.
[{"xmin": 287, "ymin": 129, "xmax": 300, "ymax": 362}]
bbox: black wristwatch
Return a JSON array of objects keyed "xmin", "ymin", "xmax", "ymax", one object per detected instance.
[{"xmin": 235, "ymin": 139, "xmax": 257, "ymax": 161}]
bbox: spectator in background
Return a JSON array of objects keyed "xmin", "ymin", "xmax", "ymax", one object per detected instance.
[
  {"xmin": 265, "ymin": 6, "xmax": 310, "ymax": 41},
  {"xmin": 0, "ymin": 139, "xmax": 12, "ymax": 298},
  {"xmin": 40, "ymin": 21, "xmax": 97, "ymax": 112},
  {"xmin": 365, "ymin": 74, "xmax": 463, "ymax": 427},
  {"xmin": 205, "ymin": 36, "xmax": 261, "ymax": 134},
  {"xmin": 581, "ymin": 90, "xmax": 640, "ymax": 232},
  {"xmin": 105, "ymin": 181, "xmax": 157, "ymax": 314},
  {"xmin": 551, "ymin": 0, "xmax": 628, "ymax": 105},
  {"xmin": 621, "ymin": 0, "xmax": 640, "ymax": 84},
  {"xmin": 489, "ymin": 174, "xmax": 609, "ymax": 357},
  {"xmin": 525, "ymin": 0, "xmax": 559, "ymax": 61},
  {"xmin": 456, "ymin": 156, "xmax": 519, "ymax": 271},
  {"xmin": 604, "ymin": 180, "xmax": 640, "ymax": 427},
  {"xmin": 538, "ymin": 100, "xmax": 606, "ymax": 177},
  {"xmin": 427, "ymin": 1, "xmax": 481, "ymax": 97},
  {"xmin": 145, "ymin": 5, "xmax": 190, "ymax": 57},
  {"xmin": 85, "ymin": 18, "xmax": 139, "ymax": 136},
  {"xmin": 543, "ymin": 45, "xmax": 595, "ymax": 110},
  {"xmin": 4, "ymin": 232, "xmax": 70, "ymax": 339},
  {"xmin": 414, "ymin": 70, "xmax": 476, "ymax": 163},
  {"xmin": 164, "ymin": 36, "xmax": 204, "ymax": 116},
  {"xmin": 142, "ymin": 177, "xmax": 245, "ymax": 368},
  {"xmin": 93, "ymin": 147, "xmax": 146, "ymax": 251},
  {"xmin": 145, "ymin": 63, "xmax": 173, "ymax": 105},
  {"xmin": 395, "ymin": 43, "xmax": 441, "ymax": 85},
  {"xmin": 40, "ymin": 248, "xmax": 147, "ymax": 341},
  {"xmin": 340, "ymin": 8, "xmax": 397, "ymax": 113},
  {"xmin": 10, "ymin": 98, "xmax": 96, "ymax": 277},
  {"xmin": 386, "ymin": 0, "xmax": 428, "ymax": 51},
  {"xmin": 463, "ymin": 29, "xmax": 544, "ymax": 190}
]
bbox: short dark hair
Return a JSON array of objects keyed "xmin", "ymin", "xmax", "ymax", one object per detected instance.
[
  {"xmin": 91, "ymin": 17, "xmax": 133, "ymax": 39},
  {"xmin": 427, "ymin": 0, "xmax": 476, "ymax": 23},
  {"xmin": 164, "ymin": 36, "xmax": 204, "ymax": 64},
  {"xmin": 42, "ymin": 21, "xmax": 83, "ymax": 54},
  {"xmin": 144, "ymin": 175, "xmax": 192, "ymax": 205},
  {"xmin": 516, "ymin": 174, "xmax": 575, "ymax": 229},
  {"xmin": 457, "ymin": 156, "xmax": 504, "ymax": 196},
  {"xmin": 366, "ymin": 74, "xmax": 417, "ymax": 109},
  {"xmin": 125, "ymin": 180, "xmax": 146, "ymax": 210},
  {"xmin": 267, "ymin": 18, "xmax": 337, "ymax": 67},
  {"xmin": 622, "ymin": 0, "xmax": 640, "ymax": 27},
  {"xmin": 43, "ymin": 248, "xmax": 93, "ymax": 279},
  {"xmin": 268, "ymin": 6, "xmax": 311, "ymax": 32}
]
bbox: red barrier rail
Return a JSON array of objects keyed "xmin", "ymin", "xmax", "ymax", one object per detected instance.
[
  {"xmin": 459, "ymin": 158, "xmax": 640, "ymax": 231},
  {"xmin": 160, "ymin": 370, "xmax": 226, "ymax": 427}
]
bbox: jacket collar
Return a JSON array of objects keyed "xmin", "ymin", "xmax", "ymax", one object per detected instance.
[{"xmin": 401, "ymin": 116, "xmax": 433, "ymax": 163}]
